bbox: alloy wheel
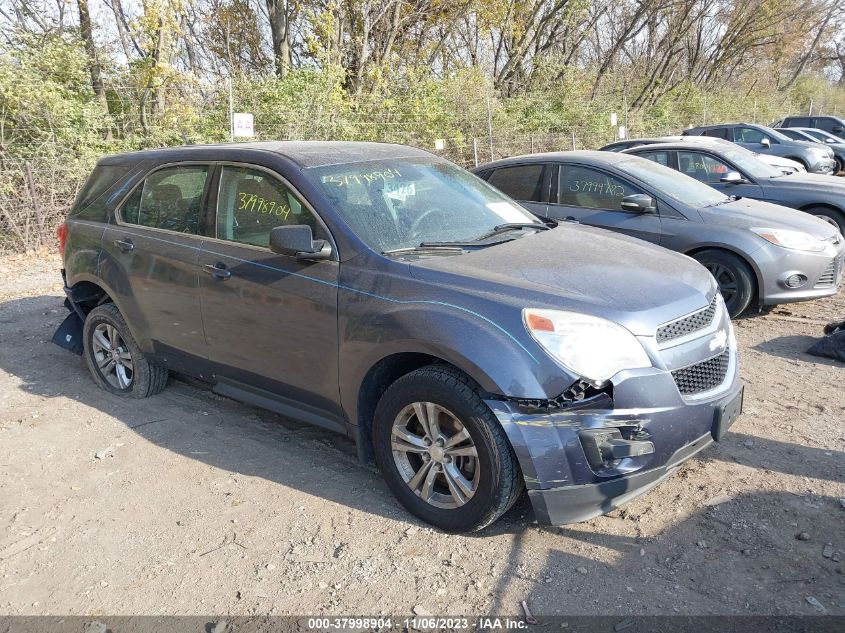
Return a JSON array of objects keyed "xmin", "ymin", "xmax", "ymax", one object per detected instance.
[
  {"xmin": 705, "ymin": 262, "xmax": 738, "ymax": 305},
  {"xmin": 91, "ymin": 323, "xmax": 134, "ymax": 390},
  {"xmin": 391, "ymin": 402, "xmax": 480, "ymax": 509}
]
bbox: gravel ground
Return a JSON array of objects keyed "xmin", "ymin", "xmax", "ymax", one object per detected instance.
[{"xmin": 0, "ymin": 252, "xmax": 843, "ymax": 617}]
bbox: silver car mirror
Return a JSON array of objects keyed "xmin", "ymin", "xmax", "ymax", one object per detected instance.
[{"xmin": 720, "ymin": 171, "xmax": 745, "ymax": 184}]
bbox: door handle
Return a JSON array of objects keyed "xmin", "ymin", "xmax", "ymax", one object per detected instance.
[
  {"xmin": 203, "ymin": 263, "xmax": 231, "ymax": 280},
  {"xmin": 113, "ymin": 238, "xmax": 134, "ymax": 252}
]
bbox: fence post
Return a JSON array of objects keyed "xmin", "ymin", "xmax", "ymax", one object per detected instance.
[
  {"xmin": 24, "ymin": 161, "xmax": 45, "ymax": 248},
  {"xmin": 530, "ymin": 134, "xmax": 534, "ymax": 153},
  {"xmin": 472, "ymin": 138, "xmax": 479, "ymax": 167},
  {"xmin": 571, "ymin": 131, "xmax": 576, "ymax": 150}
]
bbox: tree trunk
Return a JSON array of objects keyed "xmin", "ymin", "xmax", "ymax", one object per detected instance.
[
  {"xmin": 266, "ymin": 0, "xmax": 291, "ymax": 78},
  {"xmin": 77, "ymin": 0, "xmax": 112, "ymax": 139}
]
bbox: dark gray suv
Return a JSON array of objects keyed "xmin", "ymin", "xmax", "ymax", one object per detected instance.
[
  {"xmin": 683, "ymin": 123, "xmax": 835, "ymax": 174},
  {"xmin": 55, "ymin": 142, "xmax": 742, "ymax": 532}
]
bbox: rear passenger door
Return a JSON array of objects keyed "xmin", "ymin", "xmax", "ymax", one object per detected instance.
[
  {"xmin": 546, "ymin": 163, "xmax": 663, "ymax": 245},
  {"xmin": 197, "ymin": 164, "xmax": 343, "ymax": 430},
  {"xmin": 99, "ymin": 163, "xmax": 211, "ymax": 371},
  {"xmin": 485, "ymin": 163, "xmax": 551, "ymax": 216}
]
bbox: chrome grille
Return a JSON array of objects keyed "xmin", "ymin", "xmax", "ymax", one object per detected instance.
[
  {"xmin": 671, "ymin": 348, "xmax": 731, "ymax": 396},
  {"xmin": 814, "ymin": 257, "xmax": 840, "ymax": 289},
  {"xmin": 656, "ymin": 296, "xmax": 718, "ymax": 344}
]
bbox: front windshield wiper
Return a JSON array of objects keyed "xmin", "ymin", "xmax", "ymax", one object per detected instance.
[
  {"xmin": 382, "ymin": 244, "xmax": 466, "ymax": 255},
  {"xmin": 472, "ymin": 222, "xmax": 550, "ymax": 241}
]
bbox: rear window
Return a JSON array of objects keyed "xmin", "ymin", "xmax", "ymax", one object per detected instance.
[
  {"xmin": 487, "ymin": 164, "xmax": 545, "ymax": 202},
  {"xmin": 785, "ymin": 117, "xmax": 811, "ymax": 127},
  {"xmin": 702, "ymin": 128, "xmax": 729, "ymax": 140},
  {"xmin": 70, "ymin": 164, "xmax": 133, "ymax": 221}
]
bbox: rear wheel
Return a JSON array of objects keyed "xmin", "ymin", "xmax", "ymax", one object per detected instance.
[
  {"xmin": 692, "ymin": 250, "xmax": 755, "ymax": 317},
  {"xmin": 83, "ymin": 304, "xmax": 168, "ymax": 398},
  {"xmin": 805, "ymin": 206, "xmax": 845, "ymax": 235},
  {"xmin": 373, "ymin": 365, "xmax": 523, "ymax": 532}
]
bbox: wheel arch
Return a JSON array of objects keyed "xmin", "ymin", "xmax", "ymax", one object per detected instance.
[
  {"xmin": 784, "ymin": 156, "xmax": 809, "ymax": 170},
  {"xmin": 684, "ymin": 244, "xmax": 762, "ymax": 306},
  {"xmin": 352, "ymin": 351, "xmax": 489, "ymax": 464}
]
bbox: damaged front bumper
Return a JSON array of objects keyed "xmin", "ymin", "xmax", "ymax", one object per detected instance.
[{"xmin": 485, "ymin": 367, "xmax": 743, "ymax": 525}]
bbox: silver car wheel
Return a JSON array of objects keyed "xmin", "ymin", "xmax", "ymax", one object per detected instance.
[
  {"xmin": 91, "ymin": 323, "xmax": 134, "ymax": 390},
  {"xmin": 391, "ymin": 402, "xmax": 480, "ymax": 509}
]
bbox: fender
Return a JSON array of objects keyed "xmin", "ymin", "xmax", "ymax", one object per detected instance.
[{"xmin": 338, "ymin": 299, "xmax": 577, "ymax": 430}]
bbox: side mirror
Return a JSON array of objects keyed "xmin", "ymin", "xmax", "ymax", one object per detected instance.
[
  {"xmin": 832, "ymin": 126, "xmax": 844, "ymax": 134},
  {"xmin": 720, "ymin": 171, "xmax": 745, "ymax": 184},
  {"xmin": 269, "ymin": 225, "xmax": 332, "ymax": 261},
  {"xmin": 760, "ymin": 138, "xmax": 771, "ymax": 148},
  {"xmin": 620, "ymin": 194, "xmax": 656, "ymax": 213}
]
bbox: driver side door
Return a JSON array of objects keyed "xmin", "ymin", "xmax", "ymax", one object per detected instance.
[
  {"xmin": 675, "ymin": 150, "xmax": 764, "ymax": 199},
  {"xmin": 197, "ymin": 163, "xmax": 343, "ymax": 431},
  {"xmin": 545, "ymin": 163, "xmax": 663, "ymax": 245}
]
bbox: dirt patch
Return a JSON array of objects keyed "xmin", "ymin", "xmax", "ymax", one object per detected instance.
[{"xmin": 0, "ymin": 252, "xmax": 843, "ymax": 617}]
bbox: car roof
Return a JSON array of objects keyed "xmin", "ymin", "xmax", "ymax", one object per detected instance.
[
  {"xmin": 622, "ymin": 140, "xmax": 728, "ymax": 152},
  {"xmin": 474, "ymin": 150, "xmax": 638, "ymax": 171},
  {"xmin": 97, "ymin": 141, "xmax": 435, "ymax": 169}
]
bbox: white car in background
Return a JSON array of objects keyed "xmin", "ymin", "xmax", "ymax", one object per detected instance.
[{"xmin": 601, "ymin": 136, "xmax": 805, "ymax": 174}]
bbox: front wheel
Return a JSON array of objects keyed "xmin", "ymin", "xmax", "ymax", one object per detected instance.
[
  {"xmin": 373, "ymin": 365, "xmax": 523, "ymax": 532},
  {"xmin": 805, "ymin": 206, "xmax": 845, "ymax": 235},
  {"xmin": 692, "ymin": 250, "xmax": 756, "ymax": 317}
]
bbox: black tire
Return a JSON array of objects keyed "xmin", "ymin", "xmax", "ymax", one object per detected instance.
[
  {"xmin": 692, "ymin": 249, "xmax": 756, "ymax": 317},
  {"xmin": 834, "ymin": 158, "xmax": 844, "ymax": 176},
  {"xmin": 373, "ymin": 365, "xmax": 523, "ymax": 532},
  {"xmin": 805, "ymin": 206, "xmax": 845, "ymax": 235},
  {"xmin": 83, "ymin": 303, "xmax": 168, "ymax": 398}
]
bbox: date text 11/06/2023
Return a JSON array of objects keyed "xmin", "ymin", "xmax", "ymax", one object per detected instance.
[{"xmin": 305, "ymin": 617, "xmax": 529, "ymax": 631}]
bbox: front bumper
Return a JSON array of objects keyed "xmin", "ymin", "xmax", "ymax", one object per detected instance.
[
  {"xmin": 808, "ymin": 156, "xmax": 836, "ymax": 174},
  {"xmin": 755, "ymin": 240, "xmax": 845, "ymax": 304},
  {"xmin": 489, "ymin": 380, "xmax": 742, "ymax": 524}
]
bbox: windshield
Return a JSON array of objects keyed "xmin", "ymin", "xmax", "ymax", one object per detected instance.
[
  {"xmin": 803, "ymin": 129, "xmax": 840, "ymax": 143},
  {"xmin": 305, "ymin": 158, "xmax": 540, "ymax": 252},
  {"xmin": 615, "ymin": 157, "xmax": 727, "ymax": 208},
  {"xmin": 717, "ymin": 146, "xmax": 782, "ymax": 178}
]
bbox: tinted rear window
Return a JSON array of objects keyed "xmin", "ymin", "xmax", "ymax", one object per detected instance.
[
  {"xmin": 71, "ymin": 164, "xmax": 133, "ymax": 221},
  {"xmin": 487, "ymin": 164, "xmax": 545, "ymax": 201}
]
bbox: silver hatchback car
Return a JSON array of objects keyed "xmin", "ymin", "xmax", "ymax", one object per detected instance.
[{"xmin": 473, "ymin": 151, "xmax": 844, "ymax": 316}]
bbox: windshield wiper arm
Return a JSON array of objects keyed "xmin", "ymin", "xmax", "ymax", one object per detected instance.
[
  {"xmin": 382, "ymin": 244, "xmax": 465, "ymax": 255},
  {"xmin": 471, "ymin": 222, "xmax": 550, "ymax": 242}
]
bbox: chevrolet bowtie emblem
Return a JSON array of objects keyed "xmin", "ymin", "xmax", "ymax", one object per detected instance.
[{"xmin": 710, "ymin": 329, "xmax": 728, "ymax": 353}]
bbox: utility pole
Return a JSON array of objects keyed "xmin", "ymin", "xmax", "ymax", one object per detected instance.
[{"xmin": 228, "ymin": 76, "xmax": 234, "ymax": 142}]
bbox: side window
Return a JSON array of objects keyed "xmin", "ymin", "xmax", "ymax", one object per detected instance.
[
  {"xmin": 788, "ymin": 117, "xmax": 811, "ymax": 127},
  {"xmin": 557, "ymin": 166, "xmax": 642, "ymax": 210},
  {"xmin": 120, "ymin": 165, "xmax": 209, "ymax": 234},
  {"xmin": 678, "ymin": 151, "xmax": 731, "ymax": 184},
  {"xmin": 778, "ymin": 129, "xmax": 803, "ymax": 141},
  {"xmin": 487, "ymin": 164, "xmax": 546, "ymax": 202},
  {"xmin": 702, "ymin": 128, "xmax": 728, "ymax": 140},
  {"xmin": 216, "ymin": 165, "xmax": 321, "ymax": 248},
  {"xmin": 636, "ymin": 150, "xmax": 671, "ymax": 167},
  {"xmin": 734, "ymin": 127, "xmax": 767, "ymax": 143}
]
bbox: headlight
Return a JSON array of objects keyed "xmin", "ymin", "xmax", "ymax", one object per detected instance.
[
  {"xmin": 750, "ymin": 227, "xmax": 825, "ymax": 252},
  {"xmin": 523, "ymin": 309, "xmax": 651, "ymax": 385}
]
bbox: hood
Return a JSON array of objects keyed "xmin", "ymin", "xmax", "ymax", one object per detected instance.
[
  {"xmin": 408, "ymin": 224, "xmax": 715, "ymax": 336},
  {"xmin": 770, "ymin": 172, "xmax": 845, "ymax": 195},
  {"xmin": 699, "ymin": 197, "xmax": 838, "ymax": 240}
]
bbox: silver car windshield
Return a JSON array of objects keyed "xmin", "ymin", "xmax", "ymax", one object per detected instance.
[
  {"xmin": 306, "ymin": 158, "xmax": 540, "ymax": 252},
  {"xmin": 615, "ymin": 157, "xmax": 727, "ymax": 208},
  {"xmin": 718, "ymin": 147, "xmax": 782, "ymax": 179}
]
